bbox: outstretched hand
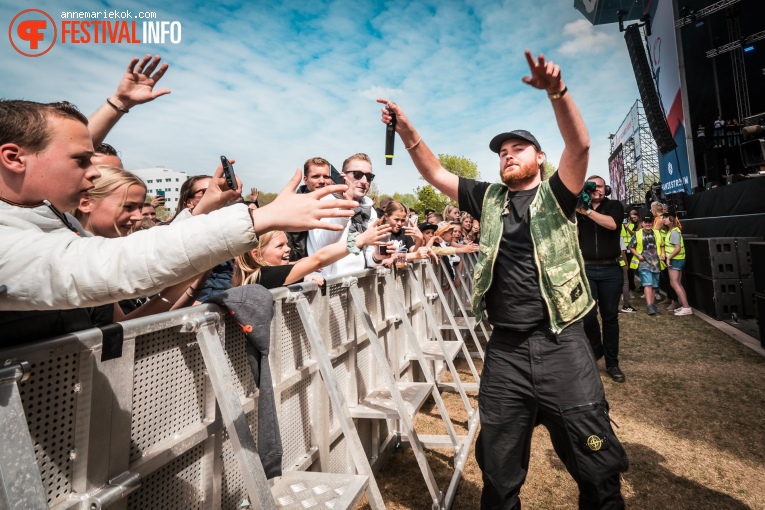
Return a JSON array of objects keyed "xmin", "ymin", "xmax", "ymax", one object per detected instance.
[
  {"xmin": 521, "ymin": 50, "xmax": 564, "ymax": 94},
  {"xmin": 112, "ymin": 55, "xmax": 171, "ymax": 109},
  {"xmin": 255, "ymin": 169, "xmax": 357, "ymax": 234},
  {"xmin": 357, "ymin": 219, "xmax": 393, "ymax": 247}
]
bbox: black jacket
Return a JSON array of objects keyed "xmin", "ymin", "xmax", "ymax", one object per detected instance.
[{"xmin": 576, "ymin": 198, "xmax": 624, "ymax": 260}]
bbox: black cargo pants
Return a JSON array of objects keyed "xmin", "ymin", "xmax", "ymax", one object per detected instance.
[{"xmin": 475, "ymin": 321, "xmax": 628, "ymax": 510}]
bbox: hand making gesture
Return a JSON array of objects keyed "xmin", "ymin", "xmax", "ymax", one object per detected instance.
[
  {"xmin": 111, "ymin": 54, "xmax": 171, "ymax": 110},
  {"xmin": 522, "ymin": 50, "xmax": 565, "ymax": 95}
]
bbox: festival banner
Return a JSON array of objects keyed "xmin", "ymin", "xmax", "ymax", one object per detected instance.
[{"xmin": 646, "ymin": 0, "xmax": 692, "ymax": 194}]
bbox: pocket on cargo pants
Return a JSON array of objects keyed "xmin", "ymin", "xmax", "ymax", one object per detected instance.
[{"xmin": 559, "ymin": 401, "xmax": 629, "ymax": 484}]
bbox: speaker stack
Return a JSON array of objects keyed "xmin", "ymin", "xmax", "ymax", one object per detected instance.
[
  {"xmin": 750, "ymin": 242, "xmax": 765, "ymax": 347},
  {"xmin": 684, "ymin": 237, "xmax": 764, "ymax": 322},
  {"xmin": 624, "ymin": 24, "xmax": 677, "ymax": 155}
]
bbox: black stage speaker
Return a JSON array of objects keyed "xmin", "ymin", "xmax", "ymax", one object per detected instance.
[
  {"xmin": 624, "ymin": 24, "xmax": 677, "ymax": 155},
  {"xmin": 684, "ymin": 238, "xmax": 740, "ymax": 279},
  {"xmin": 751, "ymin": 242, "xmax": 765, "ymax": 294},
  {"xmin": 685, "ymin": 274, "xmax": 742, "ymax": 320}
]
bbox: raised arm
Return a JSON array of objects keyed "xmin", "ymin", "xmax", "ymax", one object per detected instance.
[
  {"xmin": 88, "ymin": 55, "xmax": 171, "ymax": 147},
  {"xmin": 377, "ymin": 99, "xmax": 459, "ymax": 202},
  {"xmin": 522, "ymin": 50, "xmax": 589, "ymax": 195}
]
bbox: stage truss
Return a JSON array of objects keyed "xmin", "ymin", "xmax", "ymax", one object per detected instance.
[{"xmin": 609, "ymin": 100, "xmax": 661, "ymax": 206}]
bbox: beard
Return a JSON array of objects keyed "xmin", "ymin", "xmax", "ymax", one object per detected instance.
[{"xmin": 500, "ymin": 161, "xmax": 540, "ymax": 188}]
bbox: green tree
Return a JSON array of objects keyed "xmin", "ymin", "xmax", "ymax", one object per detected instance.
[
  {"xmin": 391, "ymin": 192, "xmax": 418, "ymax": 210},
  {"xmin": 438, "ymin": 154, "xmax": 479, "ymax": 180},
  {"xmin": 257, "ymin": 192, "xmax": 278, "ymax": 207},
  {"xmin": 413, "ymin": 154, "xmax": 479, "ymax": 214},
  {"xmin": 414, "ymin": 184, "xmax": 451, "ymax": 215}
]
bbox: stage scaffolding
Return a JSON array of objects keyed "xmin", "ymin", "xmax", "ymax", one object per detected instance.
[{"xmin": 610, "ymin": 100, "xmax": 661, "ymax": 205}]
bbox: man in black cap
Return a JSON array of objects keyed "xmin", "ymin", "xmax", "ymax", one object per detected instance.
[{"xmin": 378, "ymin": 50, "xmax": 627, "ymax": 510}]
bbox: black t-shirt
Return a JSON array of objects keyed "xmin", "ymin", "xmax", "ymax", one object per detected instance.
[
  {"xmin": 389, "ymin": 228, "xmax": 415, "ymax": 252},
  {"xmin": 258, "ymin": 265, "xmax": 300, "ymax": 290},
  {"xmin": 458, "ymin": 172, "xmax": 578, "ymax": 331},
  {"xmin": 576, "ymin": 198, "xmax": 624, "ymax": 260}
]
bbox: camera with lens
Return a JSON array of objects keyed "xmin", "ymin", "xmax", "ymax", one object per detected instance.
[{"xmin": 576, "ymin": 181, "xmax": 598, "ymax": 210}]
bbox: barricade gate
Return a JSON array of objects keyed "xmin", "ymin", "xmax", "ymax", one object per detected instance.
[{"xmin": 0, "ymin": 262, "xmax": 478, "ymax": 509}]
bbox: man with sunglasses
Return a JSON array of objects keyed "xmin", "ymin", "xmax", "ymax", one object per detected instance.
[{"xmin": 306, "ymin": 153, "xmax": 378, "ymax": 278}]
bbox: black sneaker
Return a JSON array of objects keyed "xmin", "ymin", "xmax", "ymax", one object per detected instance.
[
  {"xmin": 620, "ymin": 305, "xmax": 636, "ymax": 313},
  {"xmin": 606, "ymin": 366, "xmax": 626, "ymax": 383}
]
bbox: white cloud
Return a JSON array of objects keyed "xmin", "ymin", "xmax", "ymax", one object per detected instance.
[
  {"xmin": 558, "ymin": 19, "xmax": 617, "ymax": 55},
  {"xmin": 0, "ymin": 0, "xmax": 640, "ymax": 196},
  {"xmin": 357, "ymin": 86, "xmax": 405, "ymax": 100}
]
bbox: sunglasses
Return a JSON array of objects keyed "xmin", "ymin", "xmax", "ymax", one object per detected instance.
[
  {"xmin": 346, "ymin": 170, "xmax": 375, "ymax": 183},
  {"xmin": 192, "ymin": 188, "xmax": 207, "ymax": 197}
]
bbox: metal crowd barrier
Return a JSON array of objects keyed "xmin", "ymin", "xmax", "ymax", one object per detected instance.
[{"xmin": 0, "ymin": 261, "xmax": 481, "ymax": 510}]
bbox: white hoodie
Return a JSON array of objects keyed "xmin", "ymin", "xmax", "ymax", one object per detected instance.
[{"xmin": 0, "ymin": 199, "xmax": 258, "ymax": 311}]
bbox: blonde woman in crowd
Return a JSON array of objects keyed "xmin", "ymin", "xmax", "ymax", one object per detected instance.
[
  {"xmin": 233, "ymin": 221, "xmax": 391, "ymax": 290},
  {"xmin": 443, "ymin": 204, "xmax": 460, "ymax": 222},
  {"xmin": 74, "ymin": 166, "xmax": 209, "ymax": 320}
]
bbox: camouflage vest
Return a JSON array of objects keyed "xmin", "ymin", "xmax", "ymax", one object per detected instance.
[{"xmin": 471, "ymin": 180, "xmax": 594, "ymax": 333}]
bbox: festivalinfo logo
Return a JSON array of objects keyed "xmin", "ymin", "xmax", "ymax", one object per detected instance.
[{"xmin": 8, "ymin": 8, "xmax": 183, "ymax": 57}]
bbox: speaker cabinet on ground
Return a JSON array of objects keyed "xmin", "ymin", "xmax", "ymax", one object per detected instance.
[
  {"xmin": 741, "ymin": 278, "xmax": 756, "ymax": 319},
  {"xmin": 685, "ymin": 274, "xmax": 742, "ymax": 320},
  {"xmin": 751, "ymin": 242, "xmax": 765, "ymax": 294},
  {"xmin": 735, "ymin": 238, "xmax": 764, "ymax": 277},
  {"xmin": 685, "ymin": 238, "xmax": 740, "ymax": 279},
  {"xmin": 624, "ymin": 24, "xmax": 677, "ymax": 155}
]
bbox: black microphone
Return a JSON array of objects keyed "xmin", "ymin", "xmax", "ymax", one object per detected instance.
[{"xmin": 385, "ymin": 105, "xmax": 396, "ymax": 165}]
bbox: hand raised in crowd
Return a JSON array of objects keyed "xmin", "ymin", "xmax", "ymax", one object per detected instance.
[
  {"xmin": 150, "ymin": 195, "xmax": 165, "ymax": 208},
  {"xmin": 417, "ymin": 246, "xmax": 438, "ymax": 263},
  {"xmin": 111, "ymin": 54, "xmax": 171, "ymax": 110},
  {"xmin": 192, "ymin": 159, "xmax": 241, "ymax": 216},
  {"xmin": 404, "ymin": 224, "xmax": 424, "ymax": 244},
  {"xmin": 521, "ymin": 49, "xmax": 565, "ymax": 95},
  {"xmin": 354, "ymin": 219, "xmax": 393, "ymax": 249},
  {"xmin": 461, "ymin": 243, "xmax": 479, "ymax": 254},
  {"xmin": 255, "ymin": 169, "xmax": 358, "ymax": 234}
]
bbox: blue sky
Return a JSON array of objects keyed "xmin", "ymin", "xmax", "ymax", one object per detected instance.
[{"xmin": 1, "ymin": 0, "xmax": 639, "ymax": 195}]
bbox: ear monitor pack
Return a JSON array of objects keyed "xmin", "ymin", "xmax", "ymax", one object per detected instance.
[{"xmin": 385, "ymin": 105, "xmax": 396, "ymax": 166}]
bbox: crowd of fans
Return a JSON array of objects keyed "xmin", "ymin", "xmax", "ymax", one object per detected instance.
[
  {"xmin": 0, "ymin": 55, "xmax": 486, "ymax": 345},
  {"xmin": 0, "ymin": 53, "xmax": 699, "ymax": 345}
]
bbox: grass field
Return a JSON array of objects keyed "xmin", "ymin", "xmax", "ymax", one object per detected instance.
[{"xmin": 360, "ymin": 302, "xmax": 765, "ymax": 509}]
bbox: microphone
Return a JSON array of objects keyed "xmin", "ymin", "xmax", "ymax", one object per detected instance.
[{"xmin": 385, "ymin": 105, "xmax": 396, "ymax": 165}]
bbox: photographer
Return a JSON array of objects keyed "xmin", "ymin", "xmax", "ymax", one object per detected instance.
[{"xmin": 576, "ymin": 175, "xmax": 626, "ymax": 383}]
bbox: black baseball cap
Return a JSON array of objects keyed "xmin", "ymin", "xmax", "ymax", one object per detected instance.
[
  {"xmin": 642, "ymin": 215, "xmax": 654, "ymax": 222},
  {"xmin": 418, "ymin": 222, "xmax": 438, "ymax": 233},
  {"xmin": 489, "ymin": 130, "xmax": 542, "ymax": 153}
]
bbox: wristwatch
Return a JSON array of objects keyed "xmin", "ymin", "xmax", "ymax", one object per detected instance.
[{"xmin": 586, "ymin": 209, "xmax": 593, "ymax": 216}]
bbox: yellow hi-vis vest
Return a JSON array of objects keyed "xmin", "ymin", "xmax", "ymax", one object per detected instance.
[
  {"xmin": 621, "ymin": 223, "xmax": 637, "ymax": 246},
  {"xmin": 629, "ymin": 229, "xmax": 666, "ymax": 270},
  {"xmin": 664, "ymin": 226, "xmax": 685, "ymax": 260}
]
